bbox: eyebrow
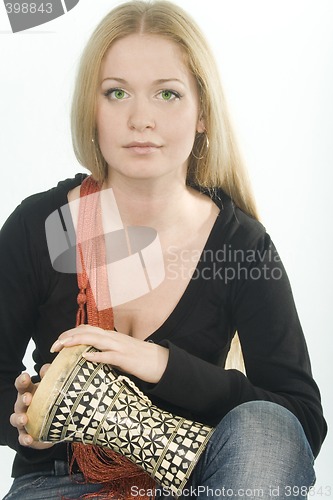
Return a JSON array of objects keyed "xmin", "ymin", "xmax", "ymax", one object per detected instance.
[{"xmin": 101, "ymin": 77, "xmax": 186, "ymax": 86}]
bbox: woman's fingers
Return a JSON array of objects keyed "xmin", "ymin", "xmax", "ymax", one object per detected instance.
[
  {"xmin": 50, "ymin": 324, "xmax": 105, "ymax": 353},
  {"xmin": 14, "ymin": 372, "xmax": 35, "ymax": 395},
  {"xmin": 10, "ymin": 411, "xmax": 26, "ymax": 429},
  {"xmin": 11, "ymin": 372, "xmax": 54, "ymax": 450},
  {"xmin": 9, "ymin": 409, "xmax": 31, "ymax": 446},
  {"xmin": 9, "ymin": 412, "xmax": 33, "ymax": 446},
  {"xmin": 52, "ymin": 328, "xmax": 140, "ymax": 357},
  {"xmin": 50, "ymin": 327, "xmax": 117, "ymax": 353},
  {"xmin": 82, "ymin": 342, "xmax": 169, "ymax": 383},
  {"xmin": 50, "ymin": 325, "xmax": 169, "ymax": 383},
  {"xmin": 40, "ymin": 363, "xmax": 51, "ymax": 379},
  {"xmin": 82, "ymin": 348, "xmax": 122, "ymax": 367},
  {"xmin": 14, "ymin": 376, "xmax": 35, "ymax": 416}
]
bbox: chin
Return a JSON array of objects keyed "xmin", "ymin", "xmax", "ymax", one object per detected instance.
[{"xmin": 109, "ymin": 163, "xmax": 174, "ymax": 181}]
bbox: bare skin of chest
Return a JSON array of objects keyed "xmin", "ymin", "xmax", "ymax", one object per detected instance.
[
  {"xmin": 68, "ymin": 184, "xmax": 219, "ymax": 340},
  {"xmin": 112, "ymin": 231, "xmax": 214, "ymax": 339}
]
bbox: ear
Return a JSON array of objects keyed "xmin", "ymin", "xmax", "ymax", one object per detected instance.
[{"xmin": 196, "ymin": 116, "xmax": 206, "ymax": 134}]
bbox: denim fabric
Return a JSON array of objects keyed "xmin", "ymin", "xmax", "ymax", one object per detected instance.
[
  {"xmin": 157, "ymin": 401, "xmax": 316, "ymax": 499},
  {"xmin": 3, "ymin": 402, "xmax": 315, "ymax": 500},
  {"xmin": 2, "ymin": 472, "xmax": 103, "ymax": 499}
]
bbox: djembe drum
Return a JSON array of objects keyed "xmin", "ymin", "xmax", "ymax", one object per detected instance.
[{"xmin": 26, "ymin": 345, "xmax": 215, "ymax": 495}]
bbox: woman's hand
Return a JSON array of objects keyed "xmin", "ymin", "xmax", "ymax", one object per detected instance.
[
  {"xmin": 50, "ymin": 325, "xmax": 169, "ymax": 384},
  {"xmin": 10, "ymin": 365, "xmax": 54, "ymax": 449}
]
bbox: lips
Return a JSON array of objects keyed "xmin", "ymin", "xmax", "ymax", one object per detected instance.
[{"xmin": 124, "ymin": 142, "xmax": 162, "ymax": 155}]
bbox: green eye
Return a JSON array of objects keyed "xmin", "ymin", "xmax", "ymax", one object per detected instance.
[
  {"xmin": 161, "ymin": 90, "xmax": 173, "ymax": 100},
  {"xmin": 159, "ymin": 90, "xmax": 181, "ymax": 101},
  {"xmin": 105, "ymin": 88, "xmax": 128, "ymax": 100},
  {"xmin": 113, "ymin": 89, "xmax": 126, "ymax": 99}
]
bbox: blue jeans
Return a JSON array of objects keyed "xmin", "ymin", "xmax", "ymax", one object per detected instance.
[
  {"xmin": 2, "ymin": 459, "xmax": 102, "ymax": 499},
  {"xmin": 3, "ymin": 402, "xmax": 315, "ymax": 500}
]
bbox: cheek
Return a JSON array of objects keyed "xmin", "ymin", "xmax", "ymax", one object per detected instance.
[
  {"xmin": 96, "ymin": 108, "xmax": 121, "ymax": 148},
  {"xmin": 169, "ymin": 110, "xmax": 198, "ymax": 148}
]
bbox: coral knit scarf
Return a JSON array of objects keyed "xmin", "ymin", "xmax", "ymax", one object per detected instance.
[{"xmin": 71, "ymin": 176, "xmax": 155, "ymax": 499}]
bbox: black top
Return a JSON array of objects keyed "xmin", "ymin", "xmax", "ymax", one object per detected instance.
[{"xmin": 0, "ymin": 174, "xmax": 327, "ymax": 478}]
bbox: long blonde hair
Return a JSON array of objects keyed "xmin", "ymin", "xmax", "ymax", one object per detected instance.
[{"xmin": 71, "ymin": 0, "xmax": 258, "ymax": 221}]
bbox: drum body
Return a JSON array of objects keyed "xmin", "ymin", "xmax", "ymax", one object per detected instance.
[{"xmin": 26, "ymin": 346, "xmax": 214, "ymax": 495}]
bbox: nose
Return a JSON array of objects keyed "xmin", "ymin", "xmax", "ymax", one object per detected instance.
[{"xmin": 128, "ymin": 98, "xmax": 155, "ymax": 132}]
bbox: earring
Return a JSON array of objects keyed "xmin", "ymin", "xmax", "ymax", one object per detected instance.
[
  {"xmin": 191, "ymin": 133, "xmax": 209, "ymax": 160},
  {"xmin": 91, "ymin": 137, "xmax": 99, "ymax": 168}
]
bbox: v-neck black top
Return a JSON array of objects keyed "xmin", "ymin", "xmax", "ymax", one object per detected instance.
[{"xmin": 0, "ymin": 174, "xmax": 327, "ymax": 478}]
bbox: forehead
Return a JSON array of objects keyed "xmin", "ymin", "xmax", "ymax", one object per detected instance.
[{"xmin": 100, "ymin": 34, "xmax": 192, "ymax": 82}]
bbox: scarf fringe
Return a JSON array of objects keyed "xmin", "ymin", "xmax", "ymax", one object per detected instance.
[{"xmin": 70, "ymin": 444, "xmax": 156, "ymax": 499}]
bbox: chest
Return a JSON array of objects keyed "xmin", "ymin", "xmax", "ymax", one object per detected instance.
[{"xmin": 112, "ymin": 242, "xmax": 207, "ymax": 339}]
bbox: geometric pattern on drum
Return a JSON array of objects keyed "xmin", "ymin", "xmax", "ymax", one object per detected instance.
[{"xmin": 40, "ymin": 348, "xmax": 215, "ymax": 495}]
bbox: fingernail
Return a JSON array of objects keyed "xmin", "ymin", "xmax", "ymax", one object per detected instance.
[
  {"xmin": 19, "ymin": 416, "xmax": 26, "ymax": 425},
  {"xmin": 24, "ymin": 436, "xmax": 32, "ymax": 446},
  {"xmin": 82, "ymin": 351, "xmax": 94, "ymax": 358},
  {"xmin": 50, "ymin": 340, "xmax": 61, "ymax": 353},
  {"xmin": 22, "ymin": 394, "xmax": 28, "ymax": 405}
]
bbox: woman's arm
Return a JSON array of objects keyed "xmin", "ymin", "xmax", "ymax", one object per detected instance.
[
  {"xmin": 0, "ymin": 205, "xmax": 54, "ymax": 453},
  {"xmin": 50, "ymin": 208, "xmax": 327, "ymax": 458},
  {"xmin": 141, "ymin": 227, "xmax": 327, "ymax": 457},
  {"xmin": 0, "ymin": 206, "xmax": 38, "ymax": 451}
]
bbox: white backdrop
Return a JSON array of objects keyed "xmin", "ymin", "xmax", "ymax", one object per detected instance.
[{"xmin": 0, "ymin": 0, "xmax": 332, "ymax": 497}]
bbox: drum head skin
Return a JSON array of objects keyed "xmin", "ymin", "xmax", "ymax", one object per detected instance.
[{"xmin": 26, "ymin": 345, "xmax": 89, "ymax": 440}]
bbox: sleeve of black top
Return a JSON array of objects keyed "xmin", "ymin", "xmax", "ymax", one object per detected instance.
[
  {"xmin": 0, "ymin": 206, "xmax": 54, "ymax": 461},
  {"xmin": 143, "ymin": 227, "xmax": 327, "ymax": 458}
]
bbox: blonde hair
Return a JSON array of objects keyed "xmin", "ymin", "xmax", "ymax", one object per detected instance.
[
  {"xmin": 71, "ymin": 0, "xmax": 258, "ymax": 220},
  {"xmin": 71, "ymin": 0, "xmax": 248, "ymax": 372}
]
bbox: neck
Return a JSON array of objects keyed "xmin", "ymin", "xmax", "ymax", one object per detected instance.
[{"xmin": 103, "ymin": 172, "xmax": 196, "ymax": 231}]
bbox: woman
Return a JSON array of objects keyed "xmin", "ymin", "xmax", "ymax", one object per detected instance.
[{"xmin": 0, "ymin": 1, "xmax": 326, "ymax": 499}]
